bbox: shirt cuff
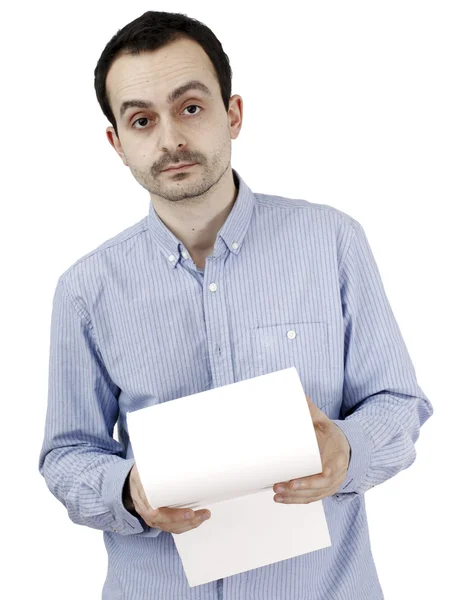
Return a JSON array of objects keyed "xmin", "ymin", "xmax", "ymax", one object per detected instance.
[
  {"xmin": 102, "ymin": 458, "xmax": 153, "ymax": 535},
  {"xmin": 330, "ymin": 418, "xmax": 373, "ymax": 502}
]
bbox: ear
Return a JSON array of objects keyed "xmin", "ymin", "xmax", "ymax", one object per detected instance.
[
  {"xmin": 106, "ymin": 126, "xmax": 129, "ymax": 166},
  {"xmin": 227, "ymin": 94, "xmax": 243, "ymax": 141}
]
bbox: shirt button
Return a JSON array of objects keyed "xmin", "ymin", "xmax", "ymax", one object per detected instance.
[
  {"xmin": 168, "ymin": 254, "xmax": 176, "ymax": 263},
  {"xmin": 182, "ymin": 252, "xmax": 188, "ymax": 259},
  {"xmin": 232, "ymin": 242, "xmax": 239, "ymax": 250},
  {"xmin": 209, "ymin": 283, "xmax": 218, "ymax": 292},
  {"xmin": 287, "ymin": 330, "xmax": 297, "ymax": 339}
]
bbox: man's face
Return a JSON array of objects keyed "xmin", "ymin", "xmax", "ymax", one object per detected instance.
[{"xmin": 105, "ymin": 36, "xmax": 242, "ymax": 202}]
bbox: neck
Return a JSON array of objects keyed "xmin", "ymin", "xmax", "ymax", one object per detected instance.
[{"xmin": 150, "ymin": 168, "xmax": 238, "ymax": 259}]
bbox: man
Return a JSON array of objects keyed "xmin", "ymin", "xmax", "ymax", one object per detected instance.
[{"xmin": 39, "ymin": 10, "xmax": 433, "ymax": 600}]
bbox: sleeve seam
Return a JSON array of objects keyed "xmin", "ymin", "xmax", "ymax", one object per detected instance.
[
  {"xmin": 342, "ymin": 220, "xmax": 360, "ymax": 269},
  {"xmin": 59, "ymin": 277, "xmax": 104, "ymax": 359},
  {"xmin": 59, "ymin": 277, "xmax": 92, "ymax": 329},
  {"xmin": 338, "ymin": 220, "xmax": 360, "ymax": 299}
]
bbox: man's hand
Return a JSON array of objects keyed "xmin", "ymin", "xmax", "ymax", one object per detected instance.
[
  {"xmin": 124, "ymin": 464, "xmax": 211, "ymax": 534},
  {"xmin": 273, "ymin": 395, "xmax": 351, "ymax": 504}
]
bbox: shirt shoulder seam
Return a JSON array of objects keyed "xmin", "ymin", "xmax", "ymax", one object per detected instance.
[
  {"xmin": 254, "ymin": 193, "xmax": 360, "ymax": 227},
  {"xmin": 253, "ymin": 193, "xmax": 362, "ymax": 269},
  {"xmin": 60, "ymin": 219, "xmax": 148, "ymax": 279}
]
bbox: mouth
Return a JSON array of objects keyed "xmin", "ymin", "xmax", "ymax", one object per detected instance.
[{"xmin": 161, "ymin": 163, "xmax": 197, "ymax": 172}]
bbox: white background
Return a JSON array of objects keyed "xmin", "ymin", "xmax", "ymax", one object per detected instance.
[{"xmin": 1, "ymin": 1, "xmax": 452, "ymax": 598}]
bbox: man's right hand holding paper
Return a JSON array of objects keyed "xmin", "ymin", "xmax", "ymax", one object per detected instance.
[{"xmin": 123, "ymin": 464, "xmax": 211, "ymax": 534}]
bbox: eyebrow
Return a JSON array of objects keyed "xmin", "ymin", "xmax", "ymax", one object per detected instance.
[{"xmin": 119, "ymin": 80, "xmax": 213, "ymax": 120}]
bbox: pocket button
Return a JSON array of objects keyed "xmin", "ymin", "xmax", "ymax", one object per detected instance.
[{"xmin": 286, "ymin": 330, "xmax": 297, "ymax": 339}]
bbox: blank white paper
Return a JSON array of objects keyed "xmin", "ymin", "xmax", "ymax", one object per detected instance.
[{"xmin": 126, "ymin": 367, "xmax": 332, "ymax": 587}]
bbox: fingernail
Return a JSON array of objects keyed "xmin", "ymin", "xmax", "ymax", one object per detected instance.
[
  {"xmin": 201, "ymin": 512, "xmax": 210, "ymax": 521},
  {"xmin": 276, "ymin": 486, "xmax": 285, "ymax": 493},
  {"xmin": 184, "ymin": 511, "xmax": 193, "ymax": 519}
]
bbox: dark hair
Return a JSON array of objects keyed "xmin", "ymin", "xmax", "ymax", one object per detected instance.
[{"xmin": 94, "ymin": 11, "xmax": 233, "ymax": 137}]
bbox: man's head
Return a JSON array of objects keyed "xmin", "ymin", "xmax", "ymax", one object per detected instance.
[{"xmin": 94, "ymin": 11, "xmax": 242, "ymax": 202}]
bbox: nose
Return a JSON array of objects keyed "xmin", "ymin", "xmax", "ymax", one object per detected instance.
[{"xmin": 158, "ymin": 116, "xmax": 188, "ymax": 154}]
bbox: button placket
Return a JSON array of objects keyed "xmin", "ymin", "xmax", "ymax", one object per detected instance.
[{"xmin": 203, "ymin": 257, "xmax": 234, "ymax": 387}]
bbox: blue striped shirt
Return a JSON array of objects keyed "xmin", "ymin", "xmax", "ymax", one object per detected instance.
[{"xmin": 39, "ymin": 168, "xmax": 433, "ymax": 599}]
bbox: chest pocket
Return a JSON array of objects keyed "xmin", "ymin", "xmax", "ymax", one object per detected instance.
[{"xmin": 253, "ymin": 321, "xmax": 333, "ymax": 408}]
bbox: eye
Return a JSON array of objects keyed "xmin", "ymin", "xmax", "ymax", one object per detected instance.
[
  {"xmin": 131, "ymin": 105, "xmax": 202, "ymax": 129},
  {"xmin": 183, "ymin": 104, "xmax": 202, "ymax": 116},
  {"xmin": 131, "ymin": 117, "xmax": 152, "ymax": 129}
]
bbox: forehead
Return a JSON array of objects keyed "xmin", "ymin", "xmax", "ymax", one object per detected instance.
[{"xmin": 106, "ymin": 37, "xmax": 217, "ymax": 115}]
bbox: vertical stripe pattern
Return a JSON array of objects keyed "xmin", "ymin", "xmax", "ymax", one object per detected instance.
[{"xmin": 39, "ymin": 168, "xmax": 433, "ymax": 599}]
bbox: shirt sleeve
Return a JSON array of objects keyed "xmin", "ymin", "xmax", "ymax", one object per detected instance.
[
  {"xmin": 38, "ymin": 276, "xmax": 160, "ymax": 537},
  {"xmin": 330, "ymin": 220, "xmax": 433, "ymax": 504}
]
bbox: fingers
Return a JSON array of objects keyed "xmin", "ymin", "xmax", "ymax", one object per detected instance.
[
  {"xmin": 273, "ymin": 467, "xmax": 336, "ymax": 504},
  {"xmin": 171, "ymin": 509, "xmax": 212, "ymax": 534},
  {"xmin": 274, "ymin": 466, "xmax": 333, "ymax": 493},
  {"xmin": 274, "ymin": 491, "xmax": 328, "ymax": 504},
  {"xmin": 142, "ymin": 506, "xmax": 211, "ymax": 534},
  {"xmin": 273, "ymin": 482, "xmax": 333, "ymax": 504},
  {"xmin": 289, "ymin": 471, "xmax": 332, "ymax": 491},
  {"xmin": 274, "ymin": 487, "xmax": 332, "ymax": 504},
  {"xmin": 128, "ymin": 464, "xmax": 212, "ymax": 533}
]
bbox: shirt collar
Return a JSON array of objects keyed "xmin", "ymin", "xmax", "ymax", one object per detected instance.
[{"xmin": 147, "ymin": 168, "xmax": 256, "ymax": 269}]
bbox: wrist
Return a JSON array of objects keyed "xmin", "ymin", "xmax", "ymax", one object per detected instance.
[{"xmin": 122, "ymin": 472, "xmax": 136, "ymax": 513}]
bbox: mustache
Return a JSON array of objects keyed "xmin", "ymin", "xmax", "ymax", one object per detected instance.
[{"xmin": 157, "ymin": 158, "xmax": 201, "ymax": 171}]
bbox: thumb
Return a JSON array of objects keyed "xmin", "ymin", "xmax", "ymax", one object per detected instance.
[{"xmin": 305, "ymin": 394, "xmax": 324, "ymax": 420}]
